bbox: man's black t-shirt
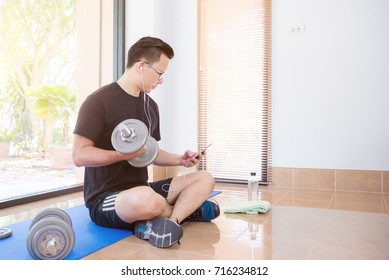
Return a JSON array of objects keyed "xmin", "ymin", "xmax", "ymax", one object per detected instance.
[{"xmin": 73, "ymin": 82, "xmax": 161, "ymax": 208}]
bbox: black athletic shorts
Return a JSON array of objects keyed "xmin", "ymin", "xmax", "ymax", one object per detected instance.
[{"xmin": 88, "ymin": 178, "xmax": 173, "ymax": 230}]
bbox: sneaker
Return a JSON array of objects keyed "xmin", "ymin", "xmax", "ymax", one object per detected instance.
[
  {"xmin": 134, "ymin": 220, "xmax": 153, "ymax": 240},
  {"xmin": 182, "ymin": 198, "xmax": 220, "ymax": 223},
  {"xmin": 134, "ymin": 217, "xmax": 183, "ymax": 248}
]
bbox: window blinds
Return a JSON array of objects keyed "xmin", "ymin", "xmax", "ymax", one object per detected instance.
[{"xmin": 198, "ymin": 0, "xmax": 272, "ymax": 184}]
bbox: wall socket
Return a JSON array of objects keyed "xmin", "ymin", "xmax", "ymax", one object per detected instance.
[{"xmin": 289, "ymin": 25, "xmax": 305, "ymax": 35}]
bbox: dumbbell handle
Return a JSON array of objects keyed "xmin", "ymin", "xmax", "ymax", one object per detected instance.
[
  {"xmin": 118, "ymin": 123, "xmax": 135, "ymax": 142},
  {"xmin": 46, "ymin": 235, "xmax": 60, "ymax": 255}
]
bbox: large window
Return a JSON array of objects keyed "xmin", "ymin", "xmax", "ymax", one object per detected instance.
[
  {"xmin": 0, "ymin": 0, "xmax": 78, "ymax": 204},
  {"xmin": 0, "ymin": 0, "xmax": 121, "ymax": 205},
  {"xmin": 198, "ymin": 0, "xmax": 272, "ymax": 183}
]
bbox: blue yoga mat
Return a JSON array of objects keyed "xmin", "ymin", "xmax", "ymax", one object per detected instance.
[{"xmin": 0, "ymin": 190, "xmax": 221, "ymax": 260}]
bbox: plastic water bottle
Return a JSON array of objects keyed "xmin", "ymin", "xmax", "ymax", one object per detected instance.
[
  {"xmin": 248, "ymin": 222, "xmax": 259, "ymax": 240},
  {"xmin": 248, "ymin": 172, "xmax": 258, "ymax": 201}
]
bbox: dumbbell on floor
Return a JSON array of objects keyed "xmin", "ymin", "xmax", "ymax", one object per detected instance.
[
  {"xmin": 0, "ymin": 228, "xmax": 12, "ymax": 239},
  {"xmin": 27, "ymin": 208, "xmax": 75, "ymax": 260},
  {"xmin": 111, "ymin": 119, "xmax": 159, "ymax": 168}
]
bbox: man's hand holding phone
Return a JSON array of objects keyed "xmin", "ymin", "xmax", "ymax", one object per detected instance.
[
  {"xmin": 193, "ymin": 143, "xmax": 212, "ymax": 159},
  {"xmin": 181, "ymin": 143, "xmax": 212, "ymax": 167}
]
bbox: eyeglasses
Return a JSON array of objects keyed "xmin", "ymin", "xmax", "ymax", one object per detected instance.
[{"xmin": 142, "ymin": 61, "xmax": 166, "ymax": 80}]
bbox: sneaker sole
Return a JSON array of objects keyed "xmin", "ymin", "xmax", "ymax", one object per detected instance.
[{"xmin": 148, "ymin": 218, "xmax": 183, "ymax": 248}]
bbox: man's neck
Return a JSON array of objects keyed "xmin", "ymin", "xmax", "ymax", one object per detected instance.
[{"xmin": 117, "ymin": 71, "xmax": 141, "ymax": 97}]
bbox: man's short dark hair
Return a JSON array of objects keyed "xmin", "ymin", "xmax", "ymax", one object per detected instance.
[{"xmin": 126, "ymin": 36, "xmax": 174, "ymax": 68}]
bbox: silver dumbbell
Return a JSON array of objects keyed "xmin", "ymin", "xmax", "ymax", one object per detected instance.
[
  {"xmin": 111, "ymin": 119, "xmax": 159, "ymax": 167},
  {"xmin": 27, "ymin": 208, "xmax": 75, "ymax": 260}
]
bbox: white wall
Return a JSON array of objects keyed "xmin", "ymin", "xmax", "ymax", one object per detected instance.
[
  {"xmin": 125, "ymin": 0, "xmax": 198, "ymax": 154},
  {"xmin": 272, "ymin": 0, "xmax": 389, "ymax": 170}
]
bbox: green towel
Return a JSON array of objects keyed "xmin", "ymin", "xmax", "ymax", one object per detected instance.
[{"xmin": 224, "ymin": 200, "xmax": 271, "ymax": 215}]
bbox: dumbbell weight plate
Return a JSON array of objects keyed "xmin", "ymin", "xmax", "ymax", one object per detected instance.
[
  {"xmin": 128, "ymin": 136, "xmax": 159, "ymax": 168},
  {"xmin": 111, "ymin": 119, "xmax": 149, "ymax": 154},
  {"xmin": 27, "ymin": 218, "xmax": 75, "ymax": 260},
  {"xmin": 0, "ymin": 228, "xmax": 12, "ymax": 240},
  {"xmin": 29, "ymin": 208, "xmax": 72, "ymax": 230}
]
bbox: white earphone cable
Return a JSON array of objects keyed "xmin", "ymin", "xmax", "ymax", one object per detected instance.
[{"xmin": 141, "ymin": 71, "xmax": 153, "ymax": 134}]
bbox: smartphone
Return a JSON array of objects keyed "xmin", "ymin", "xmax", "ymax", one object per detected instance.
[{"xmin": 194, "ymin": 143, "xmax": 212, "ymax": 159}]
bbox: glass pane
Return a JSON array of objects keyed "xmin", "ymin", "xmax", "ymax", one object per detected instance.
[{"xmin": 0, "ymin": 0, "xmax": 79, "ymax": 202}]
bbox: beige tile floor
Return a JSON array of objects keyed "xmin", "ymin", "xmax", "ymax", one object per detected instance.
[{"xmin": 1, "ymin": 184, "xmax": 389, "ymax": 260}]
